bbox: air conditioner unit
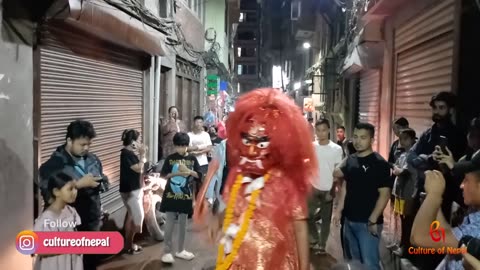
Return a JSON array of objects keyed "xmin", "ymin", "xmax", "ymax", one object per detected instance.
[{"xmin": 291, "ymin": 1, "xmax": 301, "ymax": 20}]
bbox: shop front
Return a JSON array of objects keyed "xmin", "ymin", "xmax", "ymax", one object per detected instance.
[
  {"xmin": 392, "ymin": 0, "xmax": 457, "ymax": 134},
  {"xmin": 35, "ymin": 0, "xmax": 167, "ymax": 219}
]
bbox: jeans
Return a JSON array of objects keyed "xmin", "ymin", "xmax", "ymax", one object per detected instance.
[
  {"xmin": 163, "ymin": 212, "xmax": 188, "ymax": 254},
  {"xmin": 343, "ymin": 218, "xmax": 382, "ymax": 270},
  {"xmin": 307, "ymin": 189, "xmax": 332, "ymax": 247},
  {"xmin": 78, "ymin": 220, "xmax": 102, "ymax": 270}
]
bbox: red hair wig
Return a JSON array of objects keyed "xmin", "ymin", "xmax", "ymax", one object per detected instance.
[{"xmin": 226, "ymin": 88, "xmax": 318, "ymax": 194}]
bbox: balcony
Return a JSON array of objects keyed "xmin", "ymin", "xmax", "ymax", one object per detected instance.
[
  {"xmin": 234, "ymin": 39, "xmax": 257, "ymax": 46},
  {"xmin": 342, "ymin": 21, "xmax": 384, "ymax": 74},
  {"xmin": 238, "ymin": 11, "xmax": 258, "ymax": 26},
  {"xmin": 237, "ymin": 23, "xmax": 258, "ymax": 32},
  {"xmin": 292, "ymin": 0, "xmax": 316, "ymax": 40},
  {"xmin": 236, "ymin": 56, "xmax": 257, "ymax": 63},
  {"xmin": 235, "ymin": 46, "xmax": 257, "ymax": 62},
  {"xmin": 237, "ymin": 74, "xmax": 258, "ymax": 81},
  {"xmin": 239, "ymin": 0, "xmax": 257, "ymax": 11}
]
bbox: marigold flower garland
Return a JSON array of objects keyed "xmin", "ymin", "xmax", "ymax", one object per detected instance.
[{"xmin": 216, "ymin": 173, "xmax": 270, "ymax": 270}]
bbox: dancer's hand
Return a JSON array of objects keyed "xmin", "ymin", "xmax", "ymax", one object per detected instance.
[
  {"xmin": 207, "ymin": 213, "xmax": 224, "ymax": 244},
  {"xmin": 331, "ymin": 210, "xmax": 342, "ymax": 227}
]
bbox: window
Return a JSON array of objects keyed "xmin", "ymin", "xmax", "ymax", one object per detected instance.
[
  {"xmin": 237, "ymin": 31, "xmax": 256, "ymax": 40},
  {"xmin": 237, "ymin": 47, "xmax": 257, "ymax": 57},
  {"xmin": 245, "ymin": 12, "xmax": 257, "ymax": 23},
  {"xmin": 159, "ymin": 0, "xmax": 171, "ymax": 18},
  {"xmin": 291, "ymin": 1, "xmax": 301, "ymax": 20},
  {"xmin": 237, "ymin": 65, "xmax": 257, "ymax": 75},
  {"xmin": 239, "ymin": 13, "xmax": 245, "ymax": 22}
]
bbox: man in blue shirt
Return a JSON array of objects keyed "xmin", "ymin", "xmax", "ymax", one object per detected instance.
[{"xmin": 411, "ymin": 150, "xmax": 480, "ymax": 269}]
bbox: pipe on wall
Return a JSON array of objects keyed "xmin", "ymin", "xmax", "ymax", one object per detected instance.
[
  {"xmin": 152, "ymin": 56, "xmax": 161, "ymax": 162},
  {"xmin": 147, "ymin": 56, "xmax": 155, "ymax": 162}
]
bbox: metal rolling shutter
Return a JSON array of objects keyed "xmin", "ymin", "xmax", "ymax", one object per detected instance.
[
  {"xmin": 184, "ymin": 78, "xmax": 193, "ymax": 128},
  {"xmin": 358, "ymin": 70, "xmax": 381, "ymax": 151},
  {"xmin": 175, "ymin": 76, "xmax": 183, "ymax": 119},
  {"xmin": 39, "ymin": 23, "xmax": 146, "ymax": 213},
  {"xmin": 394, "ymin": 0, "xmax": 455, "ymax": 134}
]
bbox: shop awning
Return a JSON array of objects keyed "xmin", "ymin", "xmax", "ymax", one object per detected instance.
[
  {"xmin": 46, "ymin": 0, "xmax": 169, "ymax": 56},
  {"xmin": 342, "ymin": 45, "xmax": 363, "ymax": 75},
  {"xmin": 342, "ymin": 24, "xmax": 384, "ymax": 75}
]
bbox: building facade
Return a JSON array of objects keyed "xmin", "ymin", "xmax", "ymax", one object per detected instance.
[
  {"xmin": 339, "ymin": 0, "xmax": 480, "ymax": 157},
  {"xmin": 232, "ymin": 0, "xmax": 262, "ymax": 93}
]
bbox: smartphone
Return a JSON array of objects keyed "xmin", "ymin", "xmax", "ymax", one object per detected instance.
[{"xmin": 439, "ymin": 136, "xmax": 448, "ymax": 155}]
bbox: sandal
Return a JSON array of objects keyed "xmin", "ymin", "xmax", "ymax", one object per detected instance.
[{"xmin": 127, "ymin": 245, "xmax": 143, "ymax": 255}]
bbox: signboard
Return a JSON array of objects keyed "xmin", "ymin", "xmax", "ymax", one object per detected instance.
[
  {"xmin": 220, "ymin": 81, "xmax": 228, "ymax": 91},
  {"xmin": 206, "ymin": 74, "xmax": 219, "ymax": 96}
]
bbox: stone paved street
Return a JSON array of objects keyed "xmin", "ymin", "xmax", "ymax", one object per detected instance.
[{"xmin": 99, "ymin": 219, "xmax": 343, "ymax": 270}]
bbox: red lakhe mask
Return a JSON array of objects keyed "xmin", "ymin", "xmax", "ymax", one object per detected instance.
[
  {"xmin": 237, "ymin": 121, "xmax": 273, "ymax": 176},
  {"xmin": 226, "ymin": 88, "xmax": 318, "ymax": 186}
]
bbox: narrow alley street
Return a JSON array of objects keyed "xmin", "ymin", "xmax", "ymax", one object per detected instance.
[{"xmin": 4, "ymin": 0, "xmax": 480, "ymax": 269}]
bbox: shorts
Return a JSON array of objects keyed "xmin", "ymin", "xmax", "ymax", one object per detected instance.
[{"xmin": 121, "ymin": 189, "xmax": 145, "ymax": 227}]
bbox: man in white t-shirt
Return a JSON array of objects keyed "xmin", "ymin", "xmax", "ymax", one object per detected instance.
[
  {"xmin": 188, "ymin": 116, "xmax": 213, "ymax": 196},
  {"xmin": 308, "ymin": 119, "xmax": 343, "ymax": 254}
]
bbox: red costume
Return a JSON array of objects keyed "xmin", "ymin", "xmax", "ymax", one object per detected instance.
[{"xmin": 195, "ymin": 88, "xmax": 317, "ymax": 270}]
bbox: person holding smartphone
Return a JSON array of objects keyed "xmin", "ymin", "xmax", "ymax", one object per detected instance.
[
  {"xmin": 39, "ymin": 120, "xmax": 109, "ymax": 270},
  {"xmin": 162, "ymin": 106, "xmax": 187, "ymax": 158},
  {"xmin": 406, "ymin": 92, "xmax": 466, "ymax": 269},
  {"xmin": 120, "ymin": 129, "xmax": 147, "ymax": 254}
]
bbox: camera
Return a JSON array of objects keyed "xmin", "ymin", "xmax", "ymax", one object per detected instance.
[
  {"xmin": 95, "ymin": 176, "xmax": 109, "ymax": 193},
  {"xmin": 459, "ymin": 236, "xmax": 480, "ymax": 259}
]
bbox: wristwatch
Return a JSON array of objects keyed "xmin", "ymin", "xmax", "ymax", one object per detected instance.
[{"xmin": 368, "ymin": 220, "xmax": 377, "ymax": 226}]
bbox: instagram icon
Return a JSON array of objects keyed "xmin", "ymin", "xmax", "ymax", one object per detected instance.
[{"xmin": 16, "ymin": 230, "xmax": 39, "ymax": 255}]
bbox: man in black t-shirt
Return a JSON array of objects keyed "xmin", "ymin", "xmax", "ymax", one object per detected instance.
[{"xmin": 333, "ymin": 123, "xmax": 392, "ymax": 270}]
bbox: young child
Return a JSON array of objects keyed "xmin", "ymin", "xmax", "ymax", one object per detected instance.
[
  {"xmin": 160, "ymin": 132, "xmax": 202, "ymax": 264},
  {"xmin": 391, "ymin": 128, "xmax": 417, "ymax": 257},
  {"xmin": 34, "ymin": 172, "xmax": 82, "ymax": 270}
]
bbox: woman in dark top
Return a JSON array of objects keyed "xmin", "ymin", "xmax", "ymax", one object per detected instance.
[{"xmin": 120, "ymin": 129, "xmax": 147, "ymax": 254}]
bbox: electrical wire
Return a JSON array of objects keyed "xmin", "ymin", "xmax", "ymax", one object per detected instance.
[
  {"xmin": 3, "ymin": 17, "xmax": 30, "ymax": 45},
  {"xmin": 104, "ymin": 0, "xmax": 230, "ymax": 78}
]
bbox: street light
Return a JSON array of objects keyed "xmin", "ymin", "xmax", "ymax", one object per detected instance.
[
  {"xmin": 302, "ymin": 42, "xmax": 311, "ymax": 49},
  {"xmin": 294, "ymin": 82, "xmax": 301, "ymax": 90}
]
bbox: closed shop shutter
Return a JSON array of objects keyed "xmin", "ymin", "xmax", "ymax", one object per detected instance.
[
  {"xmin": 176, "ymin": 76, "xmax": 183, "ymax": 119},
  {"xmin": 184, "ymin": 78, "xmax": 193, "ymax": 128},
  {"xmin": 394, "ymin": 0, "xmax": 455, "ymax": 134},
  {"xmin": 359, "ymin": 70, "xmax": 381, "ymax": 151},
  {"xmin": 160, "ymin": 68, "xmax": 168, "ymax": 118},
  {"xmin": 38, "ymin": 23, "xmax": 147, "ymax": 213},
  {"xmin": 175, "ymin": 59, "xmax": 201, "ymax": 128}
]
